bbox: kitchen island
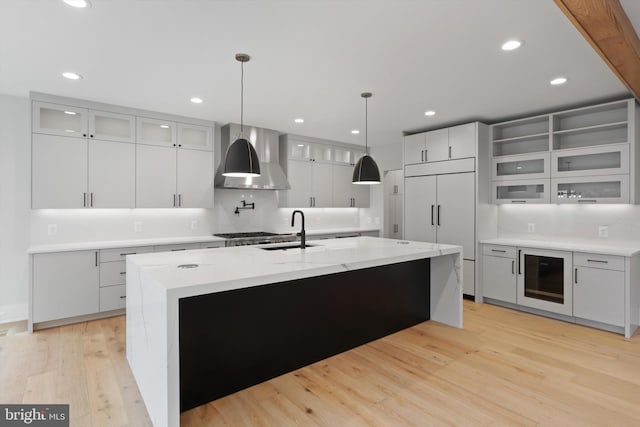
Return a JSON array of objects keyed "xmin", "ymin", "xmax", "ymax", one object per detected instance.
[{"xmin": 126, "ymin": 236, "xmax": 463, "ymax": 427}]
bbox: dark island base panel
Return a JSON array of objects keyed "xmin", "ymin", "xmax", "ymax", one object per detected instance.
[{"xmin": 179, "ymin": 258, "xmax": 431, "ymax": 411}]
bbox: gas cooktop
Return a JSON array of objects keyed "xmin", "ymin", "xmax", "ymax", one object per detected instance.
[{"xmin": 214, "ymin": 232, "xmax": 297, "ymax": 247}]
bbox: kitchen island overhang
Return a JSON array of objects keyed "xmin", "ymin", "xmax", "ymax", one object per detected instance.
[{"xmin": 126, "ymin": 237, "xmax": 463, "ymax": 427}]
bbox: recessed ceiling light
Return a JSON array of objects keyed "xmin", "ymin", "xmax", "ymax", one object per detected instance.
[
  {"xmin": 62, "ymin": 72, "xmax": 82, "ymax": 80},
  {"xmin": 62, "ymin": 0, "xmax": 91, "ymax": 8},
  {"xmin": 424, "ymin": 110, "xmax": 436, "ymax": 116},
  {"xmin": 65, "ymin": 129, "xmax": 75, "ymax": 133},
  {"xmin": 294, "ymin": 118, "xmax": 304, "ymax": 124},
  {"xmin": 550, "ymin": 77, "xmax": 568, "ymax": 85},
  {"xmin": 501, "ymin": 40, "xmax": 522, "ymax": 51},
  {"xmin": 351, "ymin": 129, "xmax": 360, "ymax": 134},
  {"xmin": 297, "ymin": 144, "xmax": 305, "ymax": 147},
  {"xmin": 160, "ymin": 125, "xmax": 170, "ymax": 129},
  {"xmin": 190, "ymin": 97, "xmax": 203, "ymax": 104},
  {"xmin": 64, "ymin": 111, "xmax": 77, "ymax": 115}
]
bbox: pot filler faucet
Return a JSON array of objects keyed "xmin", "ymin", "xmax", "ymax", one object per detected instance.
[{"xmin": 291, "ymin": 210, "xmax": 306, "ymax": 249}]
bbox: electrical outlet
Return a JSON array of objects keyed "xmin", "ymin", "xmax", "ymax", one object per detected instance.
[
  {"xmin": 190, "ymin": 220, "xmax": 198, "ymax": 230},
  {"xmin": 527, "ymin": 223, "xmax": 535, "ymax": 233},
  {"xmin": 134, "ymin": 221, "xmax": 143, "ymax": 232},
  {"xmin": 47, "ymin": 224, "xmax": 57, "ymax": 236},
  {"xmin": 598, "ymin": 226, "xmax": 608, "ymax": 238}
]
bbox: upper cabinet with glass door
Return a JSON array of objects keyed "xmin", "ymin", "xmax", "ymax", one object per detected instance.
[
  {"xmin": 33, "ymin": 102, "xmax": 136, "ymax": 143},
  {"xmin": 287, "ymin": 139, "xmax": 332, "ymax": 162},
  {"xmin": 136, "ymin": 117, "xmax": 177, "ymax": 147},
  {"xmin": 177, "ymin": 123, "xmax": 213, "ymax": 151}
]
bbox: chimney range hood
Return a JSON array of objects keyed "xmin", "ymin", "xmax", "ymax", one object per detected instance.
[{"xmin": 215, "ymin": 123, "xmax": 291, "ymax": 190}]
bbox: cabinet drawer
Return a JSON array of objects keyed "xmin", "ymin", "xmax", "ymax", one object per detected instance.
[
  {"xmin": 154, "ymin": 243, "xmax": 201, "ymax": 253},
  {"xmin": 573, "ymin": 252, "xmax": 624, "ymax": 271},
  {"xmin": 100, "ymin": 246, "xmax": 153, "ymax": 263},
  {"xmin": 100, "ymin": 261, "xmax": 126, "ymax": 287},
  {"xmin": 482, "ymin": 244, "xmax": 516, "ymax": 258},
  {"xmin": 99, "ymin": 285, "xmax": 127, "ymax": 312}
]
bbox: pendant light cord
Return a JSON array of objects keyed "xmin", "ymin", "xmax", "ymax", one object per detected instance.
[
  {"xmin": 240, "ymin": 60, "xmax": 244, "ymax": 137},
  {"xmin": 365, "ymin": 96, "xmax": 368, "ymax": 155}
]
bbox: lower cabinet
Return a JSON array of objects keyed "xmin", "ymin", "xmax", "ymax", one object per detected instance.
[
  {"xmin": 482, "ymin": 245, "xmax": 516, "ymax": 303},
  {"xmin": 32, "ymin": 251, "xmax": 100, "ymax": 323},
  {"xmin": 100, "ymin": 285, "xmax": 127, "ymax": 312},
  {"xmin": 573, "ymin": 253, "xmax": 625, "ymax": 327}
]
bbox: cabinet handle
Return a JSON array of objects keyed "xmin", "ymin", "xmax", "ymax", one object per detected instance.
[
  {"xmin": 577, "ymin": 199, "xmax": 597, "ymax": 203},
  {"xmin": 518, "ymin": 250, "xmax": 522, "ymax": 274},
  {"xmin": 83, "ymin": 192, "xmax": 87, "ymax": 207},
  {"xmin": 431, "ymin": 205, "xmax": 435, "ymax": 226},
  {"xmin": 90, "ymin": 192, "xmax": 94, "ymax": 207},
  {"xmin": 512, "ymin": 260, "xmax": 515, "ymax": 274},
  {"xmin": 173, "ymin": 194, "xmax": 177, "ymax": 207},
  {"xmin": 394, "ymin": 185, "xmax": 398, "ymax": 194},
  {"xmin": 95, "ymin": 251, "xmax": 98, "ymax": 267},
  {"xmin": 421, "ymin": 150, "xmax": 424, "ymax": 162},
  {"xmin": 491, "ymin": 249, "xmax": 506, "ymax": 253},
  {"xmin": 313, "ymin": 197, "xmax": 316, "ymax": 207},
  {"xmin": 437, "ymin": 205, "xmax": 441, "ymax": 226},
  {"xmin": 170, "ymin": 248, "xmax": 186, "ymax": 251},
  {"xmin": 119, "ymin": 252, "xmax": 136, "ymax": 256},
  {"xmin": 424, "ymin": 149, "xmax": 428, "ymax": 162},
  {"xmin": 448, "ymin": 146, "xmax": 452, "ymax": 159},
  {"xmin": 587, "ymin": 259, "xmax": 608, "ymax": 264},
  {"xmin": 178, "ymin": 194, "xmax": 182, "ymax": 207},
  {"xmin": 511, "ymin": 200, "xmax": 527, "ymax": 203},
  {"xmin": 119, "ymin": 272, "xmax": 126, "ymax": 275},
  {"xmin": 574, "ymin": 268, "xmax": 578, "ymax": 284},
  {"xmin": 310, "ymin": 197, "xmax": 313, "ymax": 207},
  {"xmin": 119, "ymin": 296, "xmax": 126, "ymax": 299}
]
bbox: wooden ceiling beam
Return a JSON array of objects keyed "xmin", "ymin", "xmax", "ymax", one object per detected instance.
[{"xmin": 554, "ymin": 0, "xmax": 640, "ymax": 102}]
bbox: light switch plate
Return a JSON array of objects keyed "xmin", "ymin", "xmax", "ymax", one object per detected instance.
[
  {"xmin": 598, "ymin": 226, "xmax": 608, "ymax": 238},
  {"xmin": 134, "ymin": 221, "xmax": 143, "ymax": 232},
  {"xmin": 527, "ymin": 223, "xmax": 535, "ymax": 233},
  {"xmin": 190, "ymin": 220, "xmax": 198, "ymax": 230},
  {"xmin": 47, "ymin": 224, "xmax": 57, "ymax": 236}
]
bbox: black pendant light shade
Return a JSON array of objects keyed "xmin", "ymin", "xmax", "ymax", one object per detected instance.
[
  {"xmin": 222, "ymin": 53, "xmax": 261, "ymax": 178},
  {"xmin": 352, "ymin": 154, "xmax": 381, "ymax": 184},
  {"xmin": 223, "ymin": 137, "xmax": 260, "ymax": 177},
  {"xmin": 352, "ymin": 92, "xmax": 381, "ymax": 184}
]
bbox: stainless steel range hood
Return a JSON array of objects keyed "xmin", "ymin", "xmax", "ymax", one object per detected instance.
[{"xmin": 215, "ymin": 123, "xmax": 291, "ymax": 190}]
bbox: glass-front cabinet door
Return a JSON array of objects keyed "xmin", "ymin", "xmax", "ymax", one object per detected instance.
[
  {"xmin": 493, "ymin": 179, "xmax": 550, "ymax": 204},
  {"xmin": 492, "ymin": 153, "xmax": 549, "ymax": 181},
  {"xmin": 136, "ymin": 117, "xmax": 177, "ymax": 147},
  {"xmin": 551, "ymin": 144, "xmax": 629, "ymax": 178},
  {"xmin": 552, "ymin": 175, "xmax": 629, "ymax": 204},
  {"xmin": 177, "ymin": 123, "xmax": 213, "ymax": 151},
  {"xmin": 32, "ymin": 102, "xmax": 88, "ymax": 138},
  {"xmin": 89, "ymin": 110, "xmax": 135, "ymax": 143}
]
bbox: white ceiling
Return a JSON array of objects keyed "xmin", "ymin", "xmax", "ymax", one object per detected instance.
[{"xmin": 0, "ymin": 0, "xmax": 634, "ymax": 147}]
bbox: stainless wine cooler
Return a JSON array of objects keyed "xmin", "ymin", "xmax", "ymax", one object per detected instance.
[{"xmin": 517, "ymin": 248, "xmax": 573, "ymax": 316}]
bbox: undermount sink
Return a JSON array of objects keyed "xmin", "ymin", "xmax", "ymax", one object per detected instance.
[{"xmin": 260, "ymin": 243, "xmax": 318, "ymax": 251}]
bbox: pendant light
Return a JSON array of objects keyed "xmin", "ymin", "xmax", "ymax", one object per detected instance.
[
  {"xmin": 352, "ymin": 92, "xmax": 381, "ymax": 184},
  {"xmin": 223, "ymin": 53, "xmax": 261, "ymax": 177}
]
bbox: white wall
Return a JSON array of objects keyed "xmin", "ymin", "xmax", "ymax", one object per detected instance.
[
  {"xmin": 498, "ymin": 204, "xmax": 640, "ymax": 244},
  {"xmin": 0, "ymin": 95, "xmax": 31, "ymax": 321}
]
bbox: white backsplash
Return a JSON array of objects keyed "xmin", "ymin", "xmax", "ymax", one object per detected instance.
[{"xmin": 498, "ymin": 204, "xmax": 640, "ymax": 244}]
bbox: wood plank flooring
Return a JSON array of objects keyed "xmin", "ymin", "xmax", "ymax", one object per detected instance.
[{"xmin": 1, "ymin": 301, "xmax": 640, "ymax": 426}]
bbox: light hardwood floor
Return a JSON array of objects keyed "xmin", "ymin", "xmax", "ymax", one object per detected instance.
[{"xmin": 1, "ymin": 301, "xmax": 640, "ymax": 426}]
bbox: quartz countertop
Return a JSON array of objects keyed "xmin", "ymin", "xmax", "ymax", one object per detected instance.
[
  {"xmin": 128, "ymin": 236, "xmax": 461, "ymax": 294},
  {"xmin": 27, "ymin": 235, "xmax": 227, "ymax": 254},
  {"xmin": 480, "ymin": 238, "xmax": 640, "ymax": 257}
]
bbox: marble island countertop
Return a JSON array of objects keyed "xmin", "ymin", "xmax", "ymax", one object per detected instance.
[
  {"xmin": 480, "ymin": 237, "xmax": 640, "ymax": 257},
  {"xmin": 128, "ymin": 236, "xmax": 461, "ymax": 294}
]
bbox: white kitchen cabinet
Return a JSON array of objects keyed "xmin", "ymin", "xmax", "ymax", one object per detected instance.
[
  {"xmin": 404, "ymin": 133, "xmax": 425, "ymax": 165},
  {"xmin": 492, "ymin": 115, "xmax": 550, "ymax": 157},
  {"xmin": 492, "ymin": 153, "xmax": 550, "ymax": 181},
  {"xmin": 33, "ymin": 102, "xmax": 88, "ymax": 138},
  {"xmin": 88, "ymin": 110, "xmax": 136, "ymax": 143},
  {"xmin": 436, "ymin": 172, "xmax": 475, "ymax": 259},
  {"xmin": 99, "ymin": 285, "xmax": 127, "ymax": 312},
  {"xmin": 177, "ymin": 149, "xmax": 214, "ymax": 208},
  {"xmin": 573, "ymin": 258, "xmax": 625, "ymax": 327},
  {"xmin": 284, "ymin": 158, "xmax": 333, "ymax": 207},
  {"xmin": 424, "ymin": 128, "xmax": 449, "ymax": 162},
  {"xmin": 178, "ymin": 123, "xmax": 213, "ymax": 151},
  {"xmin": 287, "ymin": 140, "xmax": 332, "ymax": 162},
  {"xmin": 404, "ymin": 175, "xmax": 437, "ymax": 243},
  {"xmin": 136, "ymin": 117, "xmax": 177, "ymax": 147},
  {"xmin": 332, "ymin": 164, "xmax": 370, "ymax": 207},
  {"xmin": 88, "ymin": 139, "xmax": 136, "ymax": 208},
  {"xmin": 493, "ymin": 179, "xmax": 550, "ymax": 204},
  {"xmin": 32, "ymin": 134, "xmax": 88, "ymax": 208},
  {"xmin": 463, "ymin": 260, "xmax": 475, "ymax": 296},
  {"xmin": 136, "ymin": 145, "xmax": 212, "ymax": 208},
  {"xmin": 99, "ymin": 261, "xmax": 127, "ymax": 287},
  {"xmin": 448, "ymin": 123, "xmax": 477, "ymax": 160},
  {"xmin": 154, "ymin": 243, "xmax": 202, "ymax": 252},
  {"xmin": 551, "ymin": 144, "xmax": 629, "ymax": 178},
  {"xmin": 32, "ymin": 251, "xmax": 99, "ymax": 323},
  {"xmin": 482, "ymin": 245, "xmax": 517, "ymax": 303},
  {"xmin": 552, "ymin": 175, "xmax": 629, "ymax": 204},
  {"xmin": 136, "ymin": 144, "xmax": 178, "ymax": 208}
]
